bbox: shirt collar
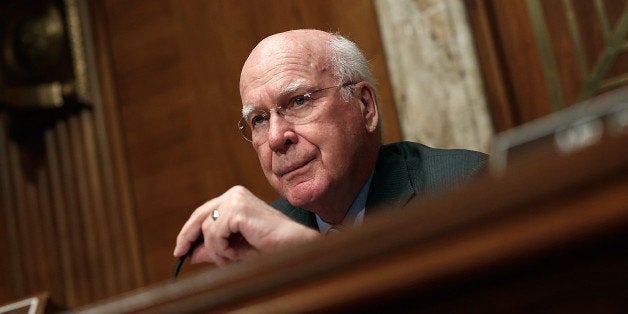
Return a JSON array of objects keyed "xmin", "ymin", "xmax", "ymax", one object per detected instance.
[{"xmin": 316, "ymin": 172, "xmax": 374, "ymax": 234}]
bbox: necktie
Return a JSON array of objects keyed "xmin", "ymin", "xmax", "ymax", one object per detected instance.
[{"xmin": 327, "ymin": 224, "xmax": 345, "ymax": 235}]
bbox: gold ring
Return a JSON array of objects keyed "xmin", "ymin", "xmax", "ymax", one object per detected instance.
[{"xmin": 211, "ymin": 209, "xmax": 220, "ymax": 221}]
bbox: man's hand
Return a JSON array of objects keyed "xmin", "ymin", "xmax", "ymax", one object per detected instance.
[{"xmin": 173, "ymin": 185, "xmax": 321, "ymax": 266}]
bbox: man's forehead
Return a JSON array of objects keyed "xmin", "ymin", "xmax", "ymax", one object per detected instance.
[
  {"xmin": 240, "ymin": 31, "xmax": 334, "ymax": 115},
  {"xmin": 240, "ymin": 31, "xmax": 331, "ymax": 89},
  {"xmin": 254, "ymin": 30, "xmax": 329, "ymax": 61}
]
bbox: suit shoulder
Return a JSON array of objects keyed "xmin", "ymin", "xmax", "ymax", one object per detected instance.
[
  {"xmin": 385, "ymin": 141, "xmax": 486, "ymax": 160},
  {"xmin": 383, "ymin": 141, "xmax": 488, "ymax": 188}
]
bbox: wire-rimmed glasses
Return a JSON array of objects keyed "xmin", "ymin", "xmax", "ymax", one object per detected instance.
[{"xmin": 237, "ymin": 82, "xmax": 356, "ymax": 143}]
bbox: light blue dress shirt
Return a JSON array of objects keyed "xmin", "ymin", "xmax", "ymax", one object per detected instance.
[{"xmin": 316, "ymin": 173, "xmax": 374, "ymax": 235}]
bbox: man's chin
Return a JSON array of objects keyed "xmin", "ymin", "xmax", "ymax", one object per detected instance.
[
  {"xmin": 284, "ymin": 191, "xmax": 314, "ymax": 208},
  {"xmin": 282, "ymin": 184, "xmax": 322, "ymax": 209}
]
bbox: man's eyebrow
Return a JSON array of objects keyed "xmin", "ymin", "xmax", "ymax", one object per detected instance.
[
  {"xmin": 277, "ymin": 79, "xmax": 310, "ymax": 97},
  {"xmin": 242, "ymin": 104, "xmax": 257, "ymax": 118}
]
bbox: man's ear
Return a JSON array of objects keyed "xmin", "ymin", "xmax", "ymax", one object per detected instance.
[{"xmin": 357, "ymin": 82, "xmax": 379, "ymax": 133}]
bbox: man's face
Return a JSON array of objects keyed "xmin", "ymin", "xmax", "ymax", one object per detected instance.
[{"xmin": 239, "ymin": 37, "xmax": 373, "ymax": 212}]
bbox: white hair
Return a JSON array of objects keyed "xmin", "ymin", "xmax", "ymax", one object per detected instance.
[
  {"xmin": 327, "ymin": 33, "xmax": 382, "ymax": 136},
  {"xmin": 327, "ymin": 34, "xmax": 377, "ymax": 101}
]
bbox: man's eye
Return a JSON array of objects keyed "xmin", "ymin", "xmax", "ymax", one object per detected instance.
[
  {"xmin": 250, "ymin": 113, "xmax": 267, "ymax": 126},
  {"xmin": 289, "ymin": 93, "xmax": 312, "ymax": 109}
]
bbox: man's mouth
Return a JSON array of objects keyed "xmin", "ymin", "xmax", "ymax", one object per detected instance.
[{"xmin": 277, "ymin": 158, "xmax": 315, "ymax": 177}]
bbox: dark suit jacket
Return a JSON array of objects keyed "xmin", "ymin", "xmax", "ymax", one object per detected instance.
[{"xmin": 271, "ymin": 141, "xmax": 488, "ymax": 230}]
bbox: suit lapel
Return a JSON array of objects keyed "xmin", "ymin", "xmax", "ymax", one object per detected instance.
[{"xmin": 365, "ymin": 145, "xmax": 416, "ymax": 216}]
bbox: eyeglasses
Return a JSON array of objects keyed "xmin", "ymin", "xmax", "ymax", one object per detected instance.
[{"xmin": 237, "ymin": 82, "xmax": 356, "ymax": 142}]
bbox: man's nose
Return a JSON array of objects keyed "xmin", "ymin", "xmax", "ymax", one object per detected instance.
[{"xmin": 267, "ymin": 113, "xmax": 296, "ymax": 150}]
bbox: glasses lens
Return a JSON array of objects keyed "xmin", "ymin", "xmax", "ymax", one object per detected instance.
[{"xmin": 238, "ymin": 118, "xmax": 253, "ymax": 142}]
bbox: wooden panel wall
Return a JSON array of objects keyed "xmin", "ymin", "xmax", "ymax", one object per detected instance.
[
  {"xmin": 0, "ymin": 0, "xmax": 144, "ymax": 309},
  {"xmin": 0, "ymin": 113, "xmax": 144, "ymax": 308},
  {"xmin": 466, "ymin": 0, "xmax": 628, "ymax": 132}
]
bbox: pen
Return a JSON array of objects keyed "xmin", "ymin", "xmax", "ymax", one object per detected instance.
[{"xmin": 172, "ymin": 236, "xmax": 204, "ymax": 281}]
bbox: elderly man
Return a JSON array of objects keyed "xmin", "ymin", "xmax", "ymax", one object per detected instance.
[{"xmin": 174, "ymin": 29, "xmax": 487, "ymax": 266}]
